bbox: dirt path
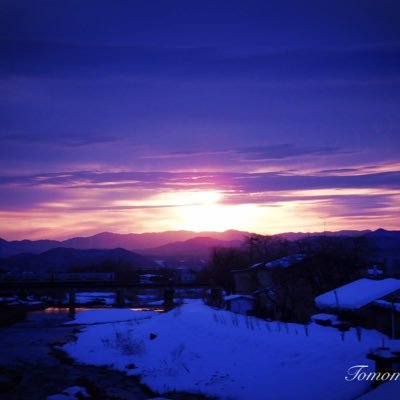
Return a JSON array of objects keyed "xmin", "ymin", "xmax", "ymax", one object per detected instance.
[{"xmin": 0, "ymin": 311, "xmax": 154, "ymax": 399}]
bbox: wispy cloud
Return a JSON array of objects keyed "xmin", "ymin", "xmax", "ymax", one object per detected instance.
[
  {"xmin": 1, "ymin": 166, "xmax": 399, "ymax": 203},
  {"xmin": 142, "ymin": 144, "xmax": 355, "ymax": 162},
  {"xmin": 236, "ymin": 144, "xmax": 354, "ymax": 161},
  {"xmin": 0, "ymin": 163, "xmax": 399, "ymax": 239},
  {"xmin": 0, "ymin": 132, "xmax": 124, "ymax": 147},
  {"xmin": 1, "ymin": 37, "xmax": 399, "ymax": 83}
]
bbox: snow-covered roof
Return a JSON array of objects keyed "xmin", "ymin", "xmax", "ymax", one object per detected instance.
[
  {"xmin": 249, "ymin": 254, "xmax": 306, "ymax": 270},
  {"xmin": 224, "ymin": 294, "xmax": 254, "ymax": 302},
  {"xmin": 315, "ymin": 278, "xmax": 400, "ymax": 310},
  {"xmin": 248, "ymin": 262, "xmax": 263, "ymax": 269}
]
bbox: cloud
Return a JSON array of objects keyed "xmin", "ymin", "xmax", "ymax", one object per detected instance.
[
  {"xmin": 317, "ymin": 168, "xmax": 362, "ymax": 175},
  {"xmin": 0, "ymin": 165, "xmax": 399, "ymax": 238},
  {"xmin": 236, "ymin": 144, "xmax": 353, "ymax": 161},
  {"xmin": 1, "ymin": 167, "xmax": 399, "ymax": 196},
  {"xmin": 143, "ymin": 144, "xmax": 354, "ymax": 162},
  {"xmin": 141, "ymin": 149, "xmax": 229, "ymax": 159},
  {"xmin": 1, "ymin": 37, "xmax": 399, "ymax": 83},
  {"xmin": 230, "ymin": 171, "xmax": 400, "ymax": 193},
  {"xmin": 0, "ymin": 132, "xmax": 123, "ymax": 147}
]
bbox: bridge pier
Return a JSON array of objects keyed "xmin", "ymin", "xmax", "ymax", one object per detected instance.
[
  {"xmin": 115, "ymin": 290, "xmax": 125, "ymax": 307},
  {"xmin": 68, "ymin": 290, "xmax": 76, "ymax": 318},
  {"xmin": 18, "ymin": 288, "xmax": 28, "ymax": 300},
  {"xmin": 163, "ymin": 288, "xmax": 175, "ymax": 311}
]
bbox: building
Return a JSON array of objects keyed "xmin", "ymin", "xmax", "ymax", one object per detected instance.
[
  {"xmin": 315, "ymin": 278, "xmax": 400, "ymax": 338},
  {"xmin": 232, "ymin": 254, "xmax": 307, "ymax": 294},
  {"xmin": 231, "ymin": 254, "xmax": 309, "ymax": 320},
  {"xmin": 224, "ymin": 294, "xmax": 255, "ymax": 315},
  {"xmin": 364, "ymin": 257, "xmax": 400, "ymax": 279},
  {"xmin": 175, "ymin": 267, "xmax": 197, "ymax": 283}
]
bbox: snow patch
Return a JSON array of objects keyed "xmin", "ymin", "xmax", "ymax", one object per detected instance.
[{"xmin": 46, "ymin": 386, "xmax": 89, "ymax": 400}]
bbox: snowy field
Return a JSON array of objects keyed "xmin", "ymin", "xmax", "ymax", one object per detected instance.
[{"xmin": 62, "ymin": 300, "xmax": 399, "ymax": 400}]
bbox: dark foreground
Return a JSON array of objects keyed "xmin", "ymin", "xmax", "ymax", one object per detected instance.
[{"xmin": 0, "ymin": 310, "xmax": 153, "ymax": 399}]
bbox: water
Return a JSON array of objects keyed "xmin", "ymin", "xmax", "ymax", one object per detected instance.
[{"xmin": 0, "ymin": 308, "xmax": 153, "ymax": 399}]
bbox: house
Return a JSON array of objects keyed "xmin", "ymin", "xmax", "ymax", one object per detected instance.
[
  {"xmin": 315, "ymin": 278, "xmax": 400, "ymax": 338},
  {"xmin": 232, "ymin": 254, "xmax": 306, "ymax": 294},
  {"xmin": 224, "ymin": 294, "xmax": 255, "ymax": 315},
  {"xmin": 231, "ymin": 254, "xmax": 309, "ymax": 320},
  {"xmin": 364, "ymin": 257, "xmax": 400, "ymax": 279},
  {"xmin": 175, "ymin": 267, "xmax": 197, "ymax": 283}
]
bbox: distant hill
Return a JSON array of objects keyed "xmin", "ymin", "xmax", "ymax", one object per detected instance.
[
  {"xmin": 62, "ymin": 230, "xmax": 248, "ymax": 250},
  {"xmin": 1, "ymin": 229, "xmax": 399, "ymax": 259},
  {"xmin": 364, "ymin": 229, "xmax": 400, "ymax": 256},
  {"xmin": 0, "ymin": 238, "xmax": 61, "ymax": 258},
  {"xmin": 277, "ymin": 230, "xmax": 372, "ymax": 241},
  {"xmin": 0, "ymin": 247, "xmax": 157, "ymax": 273},
  {"xmin": 0, "ymin": 230, "xmax": 249, "ymax": 257},
  {"xmin": 141, "ymin": 236, "xmax": 242, "ymax": 257}
]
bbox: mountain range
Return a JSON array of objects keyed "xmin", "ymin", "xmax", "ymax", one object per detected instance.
[
  {"xmin": 0, "ymin": 230, "xmax": 248, "ymax": 258},
  {"xmin": 0, "ymin": 229, "xmax": 399, "ymax": 260},
  {"xmin": 0, "ymin": 247, "xmax": 157, "ymax": 273},
  {"xmin": 141, "ymin": 236, "xmax": 243, "ymax": 258}
]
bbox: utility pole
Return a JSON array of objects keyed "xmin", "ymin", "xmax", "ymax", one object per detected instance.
[{"xmin": 392, "ymin": 302, "xmax": 396, "ymax": 340}]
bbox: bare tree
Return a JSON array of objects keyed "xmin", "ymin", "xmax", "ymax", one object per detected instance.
[
  {"xmin": 243, "ymin": 234, "xmax": 291, "ymax": 264},
  {"xmin": 206, "ymin": 247, "xmax": 248, "ymax": 294}
]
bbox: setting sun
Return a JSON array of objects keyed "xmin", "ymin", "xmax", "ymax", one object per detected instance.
[
  {"xmin": 175, "ymin": 203, "xmax": 259, "ymax": 232},
  {"xmin": 160, "ymin": 190, "xmax": 259, "ymax": 232}
]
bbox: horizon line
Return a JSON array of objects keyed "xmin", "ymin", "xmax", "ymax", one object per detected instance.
[{"xmin": 1, "ymin": 227, "xmax": 397, "ymax": 243}]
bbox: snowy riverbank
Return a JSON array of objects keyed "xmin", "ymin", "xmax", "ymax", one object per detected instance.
[{"xmin": 62, "ymin": 300, "xmax": 399, "ymax": 400}]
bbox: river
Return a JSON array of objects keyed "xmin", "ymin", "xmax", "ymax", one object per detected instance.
[{"xmin": 0, "ymin": 308, "xmax": 154, "ymax": 400}]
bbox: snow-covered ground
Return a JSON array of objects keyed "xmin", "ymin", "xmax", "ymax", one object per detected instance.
[
  {"xmin": 46, "ymin": 386, "xmax": 89, "ymax": 400},
  {"xmin": 62, "ymin": 300, "xmax": 399, "ymax": 400}
]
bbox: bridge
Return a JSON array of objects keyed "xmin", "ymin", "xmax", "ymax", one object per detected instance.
[
  {"xmin": 0, "ymin": 280, "xmax": 212, "ymax": 290},
  {"xmin": 0, "ymin": 280, "xmax": 220, "ymax": 315}
]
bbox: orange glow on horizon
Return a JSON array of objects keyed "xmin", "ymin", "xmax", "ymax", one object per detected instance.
[{"xmin": 0, "ymin": 187, "xmax": 399, "ymax": 240}]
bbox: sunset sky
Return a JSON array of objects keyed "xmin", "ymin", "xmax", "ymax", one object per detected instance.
[{"xmin": 1, "ymin": 0, "xmax": 399, "ymax": 240}]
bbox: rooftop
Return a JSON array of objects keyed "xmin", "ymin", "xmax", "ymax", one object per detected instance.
[
  {"xmin": 315, "ymin": 278, "xmax": 400, "ymax": 310},
  {"xmin": 249, "ymin": 254, "xmax": 307, "ymax": 270}
]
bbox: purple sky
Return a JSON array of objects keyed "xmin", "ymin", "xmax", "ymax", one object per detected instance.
[{"xmin": 1, "ymin": 0, "xmax": 399, "ymax": 239}]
